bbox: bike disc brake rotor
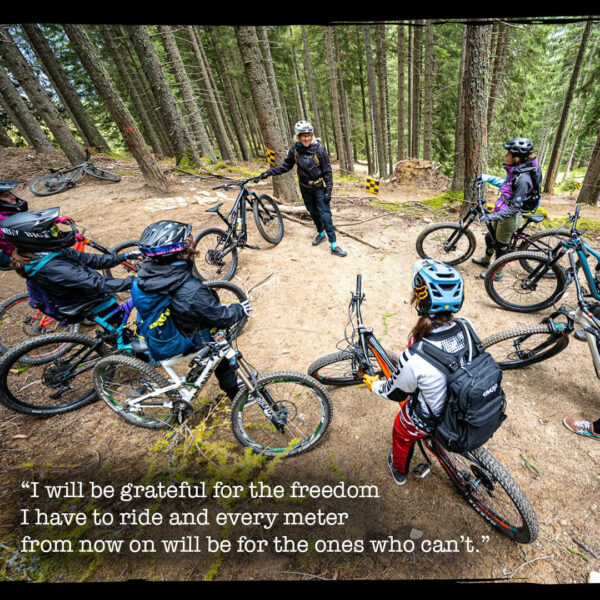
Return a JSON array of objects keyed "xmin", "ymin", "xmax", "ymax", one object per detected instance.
[{"xmin": 42, "ymin": 363, "xmax": 73, "ymax": 389}]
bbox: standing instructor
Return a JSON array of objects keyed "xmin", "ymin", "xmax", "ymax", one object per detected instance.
[{"xmin": 259, "ymin": 120, "xmax": 346, "ymax": 257}]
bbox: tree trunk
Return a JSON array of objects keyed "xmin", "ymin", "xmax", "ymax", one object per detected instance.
[
  {"xmin": 194, "ymin": 28, "xmax": 238, "ymax": 160},
  {"xmin": 363, "ymin": 25, "xmax": 386, "ymax": 179},
  {"xmin": 100, "ymin": 25, "xmax": 164, "ymax": 156},
  {"xmin": 0, "ymin": 119, "xmax": 13, "ymax": 147},
  {"xmin": 0, "ymin": 67, "xmax": 56, "ymax": 153},
  {"xmin": 256, "ymin": 26, "xmax": 289, "ymax": 145},
  {"xmin": 332, "ymin": 27, "xmax": 354, "ymax": 172},
  {"xmin": 407, "ymin": 23, "xmax": 413, "ymax": 157},
  {"xmin": 411, "ymin": 20, "xmax": 423, "ymax": 159},
  {"xmin": 577, "ymin": 129, "xmax": 600, "ymax": 205},
  {"xmin": 422, "ymin": 20, "xmax": 436, "ymax": 161},
  {"xmin": 0, "ymin": 26, "xmax": 85, "ymax": 164},
  {"xmin": 356, "ymin": 28, "xmax": 373, "ymax": 175},
  {"xmin": 182, "ymin": 26, "xmax": 234, "ymax": 162},
  {"xmin": 486, "ymin": 20, "xmax": 508, "ymax": 134},
  {"xmin": 543, "ymin": 20, "xmax": 593, "ymax": 194},
  {"xmin": 128, "ymin": 25, "xmax": 199, "ymax": 166},
  {"xmin": 301, "ymin": 26, "xmax": 323, "ymax": 138},
  {"xmin": 21, "ymin": 23, "xmax": 110, "ymax": 153},
  {"xmin": 158, "ymin": 26, "xmax": 216, "ymax": 162},
  {"xmin": 375, "ymin": 23, "xmax": 390, "ymax": 177},
  {"xmin": 63, "ymin": 24, "xmax": 169, "ymax": 192},
  {"xmin": 462, "ymin": 23, "xmax": 493, "ymax": 195},
  {"xmin": 324, "ymin": 26, "xmax": 348, "ymax": 173},
  {"xmin": 397, "ymin": 24, "xmax": 406, "ymax": 161},
  {"xmin": 207, "ymin": 26, "xmax": 249, "ymax": 161},
  {"xmin": 234, "ymin": 26, "xmax": 298, "ymax": 202},
  {"xmin": 451, "ymin": 26, "xmax": 468, "ymax": 192}
]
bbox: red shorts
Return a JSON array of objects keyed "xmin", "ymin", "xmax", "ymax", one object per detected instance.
[{"xmin": 392, "ymin": 399, "xmax": 429, "ymax": 474}]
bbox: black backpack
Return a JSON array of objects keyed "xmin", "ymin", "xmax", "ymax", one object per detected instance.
[
  {"xmin": 515, "ymin": 163, "xmax": 543, "ymax": 213},
  {"xmin": 409, "ymin": 319, "xmax": 507, "ymax": 454}
]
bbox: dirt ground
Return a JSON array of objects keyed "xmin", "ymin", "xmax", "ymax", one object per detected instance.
[{"xmin": 0, "ymin": 148, "xmax": 598, "ymax": 583}]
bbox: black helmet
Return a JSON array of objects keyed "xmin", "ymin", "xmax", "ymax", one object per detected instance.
[
  {"xmin": 138, "ymin": 220, "xmax": 192, "ymax": 259},
  {"xmin": 503, "ymin": 138, "xmax": 534, "ymax": 159},
  {"xmin": 0, "ymin": 179, "xmax": 28, "ymax": 213},
  {"xmin": 0, "ymin": 207, "xmax": 77, "ymax": 252}
]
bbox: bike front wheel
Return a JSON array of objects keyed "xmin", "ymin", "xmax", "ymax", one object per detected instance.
[
  {"xmin": 203, "ymin": 280, "xmax": 248, "ymax": 340},
  {"xmin": 29, "ymin": 173, "xmax": 69, "ymax": 196},
  {"xmin": 102, "ymin": 239, "xmax": 142, "ymax": 279},
  {"xmin": 83, "ymin": 164, "xmax": 121, "ymax": 182},
  {"xmin": 230, "ymin": 372, "xmax": 332, "ymax": 458},
  {"xmin": 415, "ymin": 222, "xmax": 476, "ymax": 266},
  {"xmin": 307, "ymin": 349, "xmax": 399, "ymax": 386},
  {"xmin": 0, "ymin": 293, "xmax": 80, "ymax": 357},
  {"xmin": 424, "ymin": 439, "xmax": 538, "ymax": 543},
  {"xmin": 484, "ymin": 251, "xmax": 567, "ymax": 312},
  {"xmin": 253, "ymin": 194, "xmax": 284, "ymax": 244},
  {"xmin": 192, "ymin": 227, "xmax": 238, "ymax": 281},
  {"xmin": 482, "ymin": 324, "xmax": 569, "ymax": 370},
  {"xmin": 93, "ymin": 355, "xmax": 180, "ymax": 430},
  {"xmin": 0, "ymin": 333, "xmax": 107, "ymax": 415}
]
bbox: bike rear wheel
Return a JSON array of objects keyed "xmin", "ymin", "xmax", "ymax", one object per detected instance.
[
  {"xmin": 484, "ymin": 251, "xmax": 567, "ymax": 313},
  {"xmin": 0, "ymin": 333, "xmax": 107, "ymax": 415},
  {"xmin": 415, "ymin": 222, "xmax": 476, "ymax": 266},
  {"xmin": 29, "ymin": 173, "xmax": 69, "ymax": 196},
  {"xmin": 0, "ymin": 293, "xmax": 80, "ymax": 358},
  {"xmin": 516, "ymin": 228, "xmax": 571, "ymax": 277},
  {"xmin": 308, "ymin": 349, "xmax": 399, "ymax": 386},
  {"xmin": 93, "ymin": 355, "xmax": 180, "ymax": 430},
  {"xmin": 424, "ymin": 439, "xmax": 538, "ymax": 543},
  {"xmin": 192, "ymin": 227, "xmax": 238, "ymax": 281},
  {"xmin": 482, "ymin": 324, "xmax": 569, "ymax": 370},
  {"xmin": 230, "ymin": 372, "xmax": 332, "ymax": 458},
  {"xmin": 253, "ymin": 194, "xmax": 284, "ymax": 244},
  {"xmin": 83, "ymin": 165, "xmax": 121, "ymax": 182}
]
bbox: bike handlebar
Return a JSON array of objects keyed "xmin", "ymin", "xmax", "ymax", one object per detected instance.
[
  {"xmin": 212, "ymin": 177, "xmax": 257, "ymax": 191},
  {"xmin": 571, "ymin": 205, "xmax": 581, "ymax": 235}
]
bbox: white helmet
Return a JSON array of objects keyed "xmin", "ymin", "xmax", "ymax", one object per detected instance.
[{"xmin": 294, "ymin": 120, "xmax": 314, "ymax": 136}]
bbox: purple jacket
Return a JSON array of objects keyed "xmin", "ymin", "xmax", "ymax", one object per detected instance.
[{"xmin": 487, "ymin": 158, "xmax": 538, "ymax": 222}]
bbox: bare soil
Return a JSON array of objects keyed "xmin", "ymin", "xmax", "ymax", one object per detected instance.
[{"xmin": 0, "ymin": 148, "xmax": 598, "ymax": 583}]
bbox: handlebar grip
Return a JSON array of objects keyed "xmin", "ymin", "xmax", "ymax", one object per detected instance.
[{"xmin": 356, "ymin": 274, "xmax": 362, "ymax": 296}]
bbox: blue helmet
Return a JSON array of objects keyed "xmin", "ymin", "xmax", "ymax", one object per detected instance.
[{"xmin": 412, "ymin": 259, "xmax": 464, "ymax": 316}]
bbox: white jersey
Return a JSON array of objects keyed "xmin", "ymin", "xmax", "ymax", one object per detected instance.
[{"xmin": 371, "ymin": 319, "xmax": 474, "ymax": 427}]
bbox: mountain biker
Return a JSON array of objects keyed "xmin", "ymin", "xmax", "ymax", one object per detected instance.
[
  {"xmin": 134, "ymin": 220, "xmax": 252, "ymax": 400},
  {"xmin": 362, "ymin": 259, "xmax": 475, "ymax": 485},
  {"xmin": 257, "ymin": 120, "xmax": 347, "ymax": 257},
  {"xmin": 1, "ymin": 207, "xmax": 136, "ymax": 312},
  {"xmin": 472, "ymin": 138, "xmax": 542, "ymax": 279},
  {"xmin": 0, "ymin": 179, "xmax": 29, "ymax": 270}
]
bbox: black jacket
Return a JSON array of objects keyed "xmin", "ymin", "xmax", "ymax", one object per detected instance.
[
  {"xmin": 265, "ymin": 142, "xmax": 333, "ymax": 198},
  {"xmin": 135, "ymin": 259, "xmax": 245, "ymax": 337},
  {"xmin": 32, "ymin": 248, "xmax": 133, "ymax": 305}
]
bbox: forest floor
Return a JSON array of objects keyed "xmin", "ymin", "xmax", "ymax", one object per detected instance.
[{"xmin": 0, "ymin": 148, "xmax": 598, "ymax": 583}]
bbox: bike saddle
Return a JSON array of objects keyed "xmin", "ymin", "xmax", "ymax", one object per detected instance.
[
  {"xmin": 206, "ymin": 203, "xmax": 223, "ymax": 213},
  {"xmin": 523, "ymin": 213, "xmax": 544, "ymax": 224},
  {"xmin": 49, "ymin": 168, "xmax": 63, "ymax": 173},
  {"xmin": 57, "ymin": 298, "xmax": 107, "ymax": 319}
]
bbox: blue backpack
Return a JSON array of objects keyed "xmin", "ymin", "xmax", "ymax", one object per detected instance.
[{"xmin": 131, "ymin": 279, "xmax": 203, "ymax": 361}]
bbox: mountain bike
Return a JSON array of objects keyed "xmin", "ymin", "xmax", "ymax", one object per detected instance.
[
  {"xmin": 192, "ymin": 178, "xmax": 284, "ymax": 281},
  {"xmin": 416, "ymin": 178, "xmax": 570, "ymax": 270},
  {"xmin": 483, "ymin": 205, "xmax": 595, "ymax": 313},
  {"xmin": 92, "ymin": 327, "xmax": 332, "ymax": 458},
  {"xmin": 0, "ymin": 280, "xmax": 247, "ymax": 416},
  {"xmin": 309, "ymin": 274, "xmax": 538, "ymax": 544},
  {"xmin": 29, "ymin": 149, "xmax": 121, "ymax": 196},
  {"xmin": 0, "ymin": 232, "xmax": 140, "ymax": 357},
  {"xmin": 483, "ymin": 251, "xmax": 600, "ymax": 377}
]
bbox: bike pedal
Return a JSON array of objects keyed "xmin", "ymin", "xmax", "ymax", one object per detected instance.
[{"xmin": 412, "ymin": 463, "xmax": 431, "ymax": 478}]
